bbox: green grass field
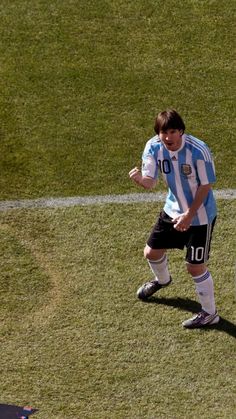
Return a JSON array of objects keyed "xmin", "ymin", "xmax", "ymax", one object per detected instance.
[
  {"xmin": 0, "ymin": 201, "xmax": 235, "ymax": 418},
  {"xmin": 0, "ymin": 0, "xmax": 235, "ymax": 199},
  {"xmin": 0, "ymin": 0, "xmax": 235, "ymax": 418}
]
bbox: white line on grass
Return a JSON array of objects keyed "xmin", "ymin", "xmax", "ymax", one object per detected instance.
[{"xmin": 0, "ymin": 189, "xmax": 235, "ymax": 211}]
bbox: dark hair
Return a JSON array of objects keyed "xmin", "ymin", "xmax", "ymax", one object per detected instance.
[{"xmin": 154, "ymin": 109, "xmax": 185, "ymax": 134}]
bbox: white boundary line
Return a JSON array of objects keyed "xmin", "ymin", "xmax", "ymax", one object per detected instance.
[{"xmin": 0, "ymin": 189, "xmax": 235, "ymax": 211}]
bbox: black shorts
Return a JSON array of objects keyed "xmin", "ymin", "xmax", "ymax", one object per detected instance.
[{"xmin": 147, "ymin": 211, "xmax": 216, "ymax": 264}]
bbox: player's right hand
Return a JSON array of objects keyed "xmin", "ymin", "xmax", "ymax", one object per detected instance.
[
  {"xmin": 129, "ymin": 167, "xmax": 142, "ymax": 184},
  {"xmin": 129, "ymin": 167, "xmax": 140, "ymax": 177}
]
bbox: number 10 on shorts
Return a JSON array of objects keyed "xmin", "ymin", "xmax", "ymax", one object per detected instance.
[{"xmin": 190, "ymin": 246, "xmax": 205, "ymax": 262}]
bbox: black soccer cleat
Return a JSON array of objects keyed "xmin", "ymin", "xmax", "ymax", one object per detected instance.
[{"xmin": 137, "ymin": 277, "xmax": 172, "ymax": 300}]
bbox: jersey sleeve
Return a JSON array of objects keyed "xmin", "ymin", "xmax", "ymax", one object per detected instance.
[
  {"xmin": 196, "ymin": 146, "xmax": 216, "ymax": 185},
  {"xmin": 141, "ymin": 139, "xmax": 159, "ymax": 179}
]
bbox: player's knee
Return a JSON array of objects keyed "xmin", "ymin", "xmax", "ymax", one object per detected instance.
[
  {"xmin": 144, "ymin": 245, "xmax": 165, "ymax": 260},
  {"xmin": 186, "ymin": 262, "xmax": 206, "ymax": 277},
  {"xmin": 144, "ymin": 245, "xmax": 151, "ymax": 259}
]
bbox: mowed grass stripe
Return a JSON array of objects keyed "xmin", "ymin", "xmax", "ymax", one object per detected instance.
[{"xmin": 0, "ymin": 189, "xmax": 235, "ymax": 211}]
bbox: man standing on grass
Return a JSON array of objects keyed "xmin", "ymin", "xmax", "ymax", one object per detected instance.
[{"xmin": 129, "ymin": 109, "xmax": 219, "ymax": 328}]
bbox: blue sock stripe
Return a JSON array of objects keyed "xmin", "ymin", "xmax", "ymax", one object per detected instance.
[{"xmin": 193, "ymin": 271, "xmax": 210, "ymax": 283}]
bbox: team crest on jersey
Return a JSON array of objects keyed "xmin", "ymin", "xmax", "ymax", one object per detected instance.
[{"xmin": 181, "ymin": 164, "xmax": 192, "ymax": 176}]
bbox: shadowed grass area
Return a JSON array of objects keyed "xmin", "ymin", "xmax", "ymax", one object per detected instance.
[{"xmin": 0, "ymin": 200, "xmax": 235, "ymax": 418}]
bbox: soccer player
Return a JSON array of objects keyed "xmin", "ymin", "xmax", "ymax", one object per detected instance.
[{"xmin": 129, "ymin": 109, "xmax": 219, "ymax": 328}]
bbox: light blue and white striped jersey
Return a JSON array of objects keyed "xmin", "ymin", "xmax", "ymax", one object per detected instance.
[{"xmin": 142, "ymin": 134, "xmax": 217, "ymax": 225}]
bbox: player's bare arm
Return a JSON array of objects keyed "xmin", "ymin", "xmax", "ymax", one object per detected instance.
[
  {"xmin": 129, "ymin": 167, "xmax": 157, "ymax": 189},
  {"xmin": 173, "ymin": 184, "xmax": 212, "ymax": 231}
]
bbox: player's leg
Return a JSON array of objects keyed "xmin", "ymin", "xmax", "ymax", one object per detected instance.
[
  {"xmin": 182, "ymin": 219, "xmax": 219, "ymax": 328},
  {"xmin": 137, "ymin": 211, "xmax": 176, "ymax": 300},
  {"xmin": 186, "ymin": 262, "xmax": 217, "ymax": 315},
  {"xmin": 144, "ymin": 245, "xmax": 170, "ymax": 285},
  {"xmin": 137, "ymin": 245, "xmax": 172, "ymax": 300}
]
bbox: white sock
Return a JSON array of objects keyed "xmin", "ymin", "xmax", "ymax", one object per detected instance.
[
  {"xmin": 147, "ymin": 254, "xmax": 170, "ymax": 284},
  {"xmin": 193, "ymin": 271, "xmax": 216, "ymax": 315}
]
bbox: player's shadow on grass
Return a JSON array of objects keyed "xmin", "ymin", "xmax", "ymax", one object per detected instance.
[{"xmin": 146, "ymin": 296, "xmax": 236, "ymax": 338}]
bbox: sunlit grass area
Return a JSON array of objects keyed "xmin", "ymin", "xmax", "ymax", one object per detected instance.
[
  {"xmin": 0, "ymin": 0, "xmax": 235, "ymax": 199},
  {"xmin": 0, "ymin": 200, "xmax": 235, "ymax": 418}
]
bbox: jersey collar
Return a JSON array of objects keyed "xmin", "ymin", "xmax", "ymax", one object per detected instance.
[{"xmin": 167, "ymin": 134, "xmax": 186, "ymax": 157}]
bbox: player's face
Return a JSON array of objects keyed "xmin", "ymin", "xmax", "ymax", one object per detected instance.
[{"xmin": 159, "ymin": 129, "xmax": 183, "ymax": 151}]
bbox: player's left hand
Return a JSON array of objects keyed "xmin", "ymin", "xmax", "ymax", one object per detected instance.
[{"xmin": 172, "ymin": 213, "xmax": 192, "ymax": 232}]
